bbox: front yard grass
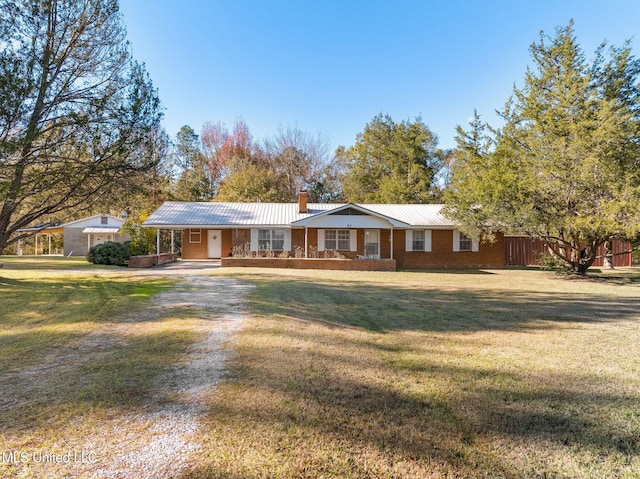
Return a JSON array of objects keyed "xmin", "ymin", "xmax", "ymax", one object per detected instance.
[
  {"xmin": 187, "ymin": 267, "xmax": 640, "ymax": 479},
  {"xmin": 1, "ymin": 258, "xmax": 639, "ymax": 478},
  {"xmin": 0, "ymin": 258, "xmax": 201, "ymax": 478}
]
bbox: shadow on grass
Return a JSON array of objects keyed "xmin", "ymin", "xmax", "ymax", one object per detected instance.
[
  {"xmin": 580, "ymin": 272, "xmax": 640, "ymax": 286},
  {"xmin": 175, "ymin": 274, "xmax": 639, "ymax": 476},
  {"xmin": 0, "ymin": 256, "xmax": 115, "ymax": 271},
  {"xmin": 0, "ymin": 276, "xmax": 21, "ymax": 285},
  {"xmin": 0, "ymin": 273, "xmax": 183, "ymax": 434},
  {"xmin": 179, "ymin": 331, "xmax": 639, "ymax": 479},
  {"xmin": 0, "ymin": 330, "xmax": 194, "ymax": 433},
  {"xmin": 0, "ymin": 275, "xmax": 173, "ymax": 328},
  {"xmin": 246, "ymin": 278, "xmax": 640, "ymax": 333}
]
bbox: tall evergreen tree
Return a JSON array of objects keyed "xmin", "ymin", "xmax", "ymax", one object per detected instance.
[
  {"xmin": 172, "ymin": 125, "xmax": 214, "ymax": 201},
  {"xmin": 444, "ymin": 22, "xmax": 640, "ymax": 273},
  {"xmin": 341, "ymin": 114, "xmax": 442, "ymax": 203}
]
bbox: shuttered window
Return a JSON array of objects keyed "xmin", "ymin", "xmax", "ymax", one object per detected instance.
[
  {"xmin": 453, "ymin": 230, "xmax": 479, "ymax": 252},
  {"xmin": 405, "ymin": 230, "xmax": 431, "ymax": 252},
  {"xmin": 459, "ymin": 233, "xmax": 472, "ymax": 252},
  {"xmin": 412, "ymin": 230, "xmax": 425, "ymax": 251},
  {"xmin": 324, "ymin": 229, "xmax": 351, "ymax": 250},
  {"xmin": 258, "ymin": 229, "xmax": 285, "ymax": 251}
]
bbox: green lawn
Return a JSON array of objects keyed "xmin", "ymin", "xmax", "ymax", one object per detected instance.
[
  {"xmin": 1, "ymin": 259, "xmax": 639, "ymax": 478},
  {"xmin": 0, "ymin": 255, "xmax": 113, "ymax": 270},
  {"xmin": 187, "ymin": 267, "xmax": 640, "ymax": 479},
  {"xmin": 0, "ymin": 257, "xmax": 200, "ymax": 479}
]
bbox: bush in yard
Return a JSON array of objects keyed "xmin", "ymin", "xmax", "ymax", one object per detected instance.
[
  {"xmin": 87, "ymin": 242, "xmax": 131, "ymax": 266},
  {"xmin": 123, "ymin": 220, "xmax": 157, "ymax": 256}
]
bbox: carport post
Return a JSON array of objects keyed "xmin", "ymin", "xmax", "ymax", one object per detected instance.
[
  {"xmin": 156, "ymin": 229, "xmax": 160, "ymax": 256},
  {"xmin": 171, "ymin": 229, "xmax": 175, "ymax": 254}
]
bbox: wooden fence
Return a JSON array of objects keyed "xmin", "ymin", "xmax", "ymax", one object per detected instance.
[{"xmin": 504, "ymin": 236, "xmax": 632, "ymax": 267}]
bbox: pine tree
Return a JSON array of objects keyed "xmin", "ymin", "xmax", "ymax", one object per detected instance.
[{"xmin": 444, "ymin": 22, "xmax": 640, "ymax": 273}]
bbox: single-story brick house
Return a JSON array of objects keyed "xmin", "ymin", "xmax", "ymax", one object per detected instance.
[{"xmin": 142, "ymin": 193, "xmax": 504, "ymax": 270}]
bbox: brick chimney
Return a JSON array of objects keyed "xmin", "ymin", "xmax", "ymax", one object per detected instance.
[{"xmin": 298, "ymin": 191, "xmax": 308, "ymax": 213}]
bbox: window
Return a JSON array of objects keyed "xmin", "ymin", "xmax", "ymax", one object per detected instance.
[
  {"xmin": 459, "ymin": 233, "xmax": 472, "ymax": 252},
  {"xmin": 412, "ymin": 230, "xmax": 425, "ymax": 251},
  {"xmin": 189, "ymin": 229, "xmax": 201, "ymax": 243},
  {"xmin": 100, "ymin": 216, "xmax": 108, "ymax": 225},
  {"xmin": 324, "ymin": 229, "xmax": 350, "ymax": 250},
  {"xmin": 406, "ymin": 230, "xmax": 431, "ymax": 252},
  {"xmin": 258, "ymin": 229, "xmax": 285, "ymax": 251}
]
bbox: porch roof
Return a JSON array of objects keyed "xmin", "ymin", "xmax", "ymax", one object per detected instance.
[
  {"xmin": 82, "ymin": 227, "xmax": 121, "ymax": 234},
  {"xmin": 290, "ymin": 203, "xmax": 411, "ymax": 228}
]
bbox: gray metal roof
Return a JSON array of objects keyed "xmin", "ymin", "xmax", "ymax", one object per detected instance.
[
  {"xmin": 82, "ymin": 227, "xmax": 121, "ymax": 234},
  {"xmin": 362, "ymin": 204, "xmax": 455, "ymax": 227},
  {"xmin": 142, "ymin": 202, "xmax": 456, "ymax": 228}
]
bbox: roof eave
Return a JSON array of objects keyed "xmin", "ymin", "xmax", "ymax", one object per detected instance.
[
  {"xmin": 291, "ymin": 203, "xmax": 411, "ymax": 228},
  {"xmin": 141, "ymin": 223, "xmax": 293, "ymax": 229}
]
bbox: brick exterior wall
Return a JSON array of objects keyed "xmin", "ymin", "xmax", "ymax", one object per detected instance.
[
  {"xmin": 222, "ymin": 257, "xmax": 396, "ymax": 271},
  {"xmin": 183, "ymin": 227, "xmax": 505, "ymax": 270},
  {"xmin": 182, "ymin": 228, "xmax": 250, "ymax": 258},
  {"xmin": 128, "ymin": 253, "xmax": 178, "ymax": 268},
  {"xmin": 181, "ymin": 229, "xmax": 208, "ymax": 259},
  {"xmin": 222, "ymin": 229, "xmax": 237, "ymax": 257},
  {"xmin": 393, "ymin": 230, "xmax": 505, "ymax": 269}
]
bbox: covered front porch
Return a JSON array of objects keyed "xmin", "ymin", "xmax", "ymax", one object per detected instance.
[{"xmin": 291, "ymin": 204, "xmax": 409, "ymax": 261}]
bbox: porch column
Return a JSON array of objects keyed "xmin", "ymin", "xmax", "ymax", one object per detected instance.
[
  {"xmin": 156, "ymin": 229, "xmax": 161, "ymax": 255},
  {"xmin": 390, "ymin": 227, "xmax": 394, "ymax": 260},
  {"xmin": 171, "ymin": 229, "xmax": 175, "ymax": 254},
  {"xmin": 304, "ymin": 226, "xmax": 308, "ymax": 258},
  {"xmin": 48, "ymin": 234, "xmax": 52, "ymax": 255},
  {"xmin": 87, "ymin": 234, "xmax": 91, "ymax": 253}
]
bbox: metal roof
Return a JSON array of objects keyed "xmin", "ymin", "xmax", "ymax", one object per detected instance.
[
  {"xmin": 361, "ymin": 204, "xmax": 455, "ymax": 227},
  {"xmin": 59, "ymin": 214, "xmax": 124, "ymax": 227},
  {"xmin": 82, "ymin": 227, "xmax": 121, "ymax": 234},
  {"xmin": 142, "ymin": 202, "xmax": 456, "ymax": 228}
]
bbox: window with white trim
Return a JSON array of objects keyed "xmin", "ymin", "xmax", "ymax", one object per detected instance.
[
  {"xmin": 101, "ymin": 216, "xmax": 108, "ymax": 225},
  {"xmin": 406, "ymin": 230, "xmax": 432, "ymax": 252},
  {"xmin": 459, "ymin": 233, "xmax": 472, "ymax": 252},
  {"xmin": 258, "ymin": 229, "xmax": 285, "ymax": 251},
  {"xmin": 412, "ymin": 230, "xmax": 425, "ymax": 251},
  {"xmin": 324, "ymin": 229, "xmax": 350, "ymax": 250},
  {"xmin": 189, "ymin": 229, "xmax": 201, "ymax": 243}
]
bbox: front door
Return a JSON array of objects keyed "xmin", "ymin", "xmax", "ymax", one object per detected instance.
[
  {"xmin": 207, "ymin": 230, "xmax": 222, "ymax": 258},
  {"xmin": 364, "ymin": 229, "xmax": 380, "ymax": 259}
]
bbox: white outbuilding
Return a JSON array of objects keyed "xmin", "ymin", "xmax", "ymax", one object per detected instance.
[
  {"xmin": 17, "ymin": 214, "xmax": 129, "ymax": 256},
  {"xmin": 59, "ymin": 214, "xmax": 128, "ymax": 256}
]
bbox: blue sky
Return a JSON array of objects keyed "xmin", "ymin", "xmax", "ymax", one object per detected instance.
[{"xmin": 118, "ymin": 0, "xmax": 640, "ymax": 152}]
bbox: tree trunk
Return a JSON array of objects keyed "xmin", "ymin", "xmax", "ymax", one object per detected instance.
[{"xmin": 602, "ymin": 240, "xmax": 614, "ymax": 270}]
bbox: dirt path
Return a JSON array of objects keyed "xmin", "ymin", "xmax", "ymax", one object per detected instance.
[
  {"xmin": 1, "ymin": 263, "xmax": 254, "ymax": 478},
  {"xmin": 91, "ymin": 274, "xmax": 254, "ymax": 479}
]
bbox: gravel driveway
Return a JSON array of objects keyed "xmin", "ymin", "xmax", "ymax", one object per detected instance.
[{"xmin": 90, "ymin": 265, "xmax": 254, "ymax": 478}]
